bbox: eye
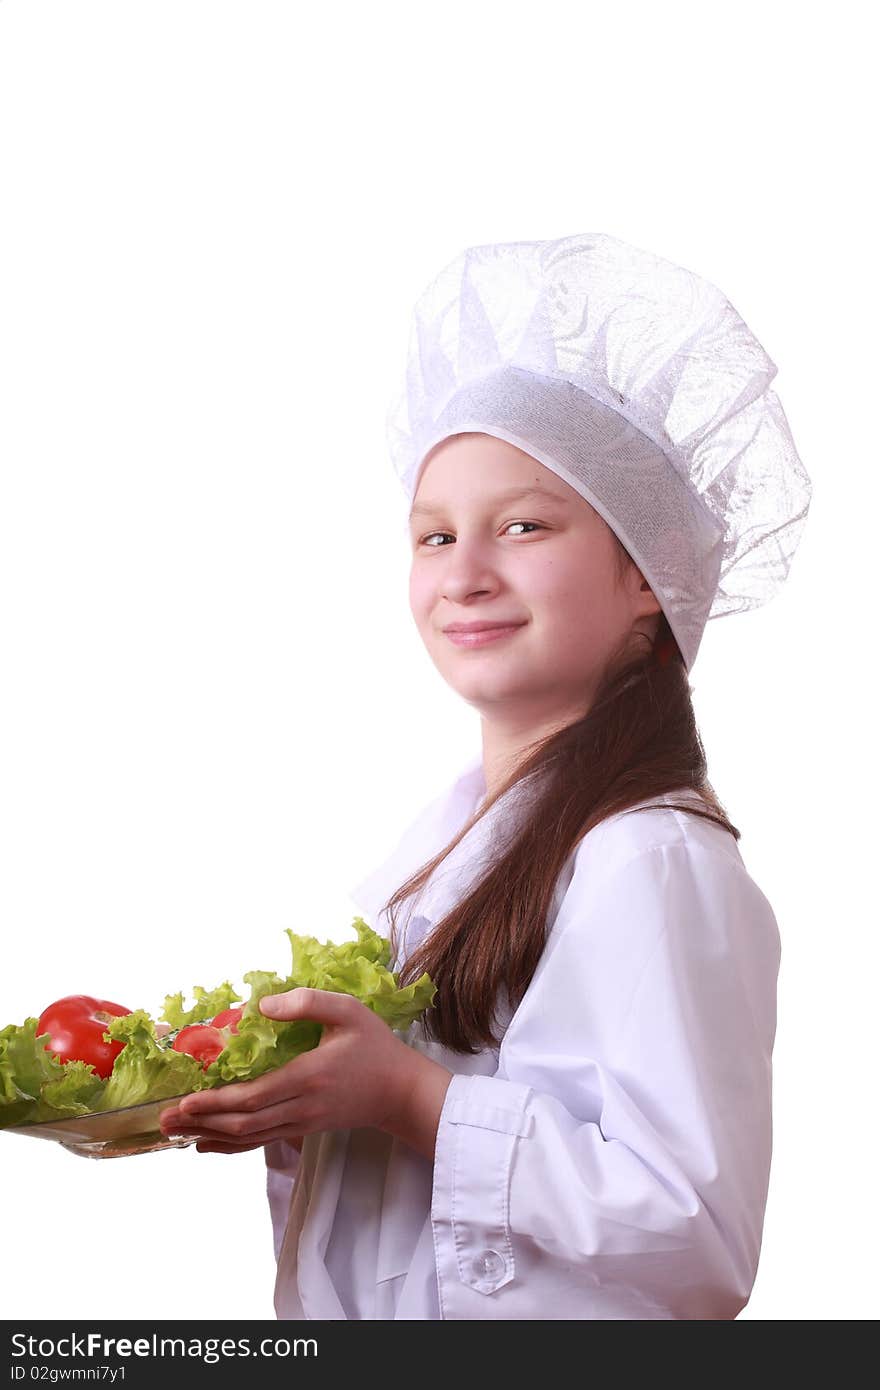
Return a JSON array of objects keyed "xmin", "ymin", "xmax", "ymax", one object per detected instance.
[{"xmin": 418, "ymin": 521, "xmax": 544, "ymax": 547}]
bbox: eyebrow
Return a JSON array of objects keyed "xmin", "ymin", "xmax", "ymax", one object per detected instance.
[{"xmin": 409, "ymin": 484, "xmax": 572, "ymax": 522}]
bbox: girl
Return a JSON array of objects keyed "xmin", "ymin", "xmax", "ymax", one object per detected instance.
[{"xmin": 159, "ymin": 232, "xmax": 812, "ymax": 1320}]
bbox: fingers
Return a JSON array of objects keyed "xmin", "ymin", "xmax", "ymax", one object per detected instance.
[
  {"xmin": 260, "ymin": 986, "xmax": 359, "ymax": 1026},
  {"xmin": 170, "ymin": 1053, "xmax": 317, "ymax": 1119},
  {"xmin": 162, "ymin": 1096, "xmax": 312, "ymax": 1140},
  {"xmin": 195, "ymin": 1139, "xmax": 266, "ymax": 1154},
  {"xmin": 193, "ymin": 1125, "xmax": 308, "ymax": 1153}
]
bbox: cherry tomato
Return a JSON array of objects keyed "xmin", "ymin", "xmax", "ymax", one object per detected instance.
[
  {"xmin": 210, "ymin": 1006, "xmax": 243, "ymax": 1033},
  {"xmin": 172, "ymin": 1024, "xmax": 226, "ymax": 1069},
  {"xmin": 37, "ymin": 995, "xmax": 132, "ymax": 1078}
]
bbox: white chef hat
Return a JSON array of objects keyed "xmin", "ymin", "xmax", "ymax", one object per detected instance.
[{"xmin": 386, "ymin": 231, "xmax": 812, "ymax": 673}]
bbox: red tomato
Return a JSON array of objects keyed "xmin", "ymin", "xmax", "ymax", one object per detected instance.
[
  {"xmin": 210, "ymin": 1006, "xmax": 243, "ymax": 1033},
  {"xmin": 37, "ymin": 995, "xmax": 132, "ymax": 1078},
  {"xmin": 172, "ymin": 1024, "xmax": 226, "ymax": 1069}
]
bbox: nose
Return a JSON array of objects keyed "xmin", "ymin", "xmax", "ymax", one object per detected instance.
[{"xmin": 438, "ymin": 536, "xmax": 502, "ymax": 603}]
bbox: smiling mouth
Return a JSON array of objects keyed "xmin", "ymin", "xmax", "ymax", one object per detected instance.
[{"xmin": 444, "ymin": 624, "xmax": 526, "ymax": 648}]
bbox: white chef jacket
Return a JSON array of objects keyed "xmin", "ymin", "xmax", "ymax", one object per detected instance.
[{"xmin": 265, "ymin": 753, "xmax": 781, "ymax": 1320}]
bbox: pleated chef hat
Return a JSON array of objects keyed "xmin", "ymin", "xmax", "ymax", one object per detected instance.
[{"xmin": 386, "ymin": 231, "xmax": 813, "ymax": 673}]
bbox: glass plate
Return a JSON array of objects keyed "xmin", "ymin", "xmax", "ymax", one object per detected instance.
[{"xmin": 4, "ymin": 1093, "xmax": 199, "ymax": 1159}]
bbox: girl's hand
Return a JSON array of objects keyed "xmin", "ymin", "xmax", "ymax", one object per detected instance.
[{"xmin": 158, "ymin": 987, "xmax": 453, "ymax": 1160}]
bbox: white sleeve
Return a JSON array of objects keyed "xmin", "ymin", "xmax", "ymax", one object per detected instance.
[
  {"xmin": 264, "ymin": 1139, "xmax": 302, "ymax": 1263},
  {"xmin": 429, "ymin": 839, "xmax": 781, "ymax": 1320}
]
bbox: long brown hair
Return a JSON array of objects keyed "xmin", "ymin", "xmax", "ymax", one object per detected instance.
[{"xmin": 385, "ymin": 536, "xmax": 740, "ymax": 1054}]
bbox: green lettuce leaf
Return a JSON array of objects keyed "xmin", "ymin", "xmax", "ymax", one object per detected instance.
[
  {"xmin": 0, "ymin": 1018, "xmax": 65, "ymax": 1128},
  {"xmin": 96, "ymin": 1010, "xmax": 209, "ymax": 1111},
  {"xmin": 285, "ymin": 918, "xmax": 436, "ymax": 1030},
  {"xmin": 0, "ymin": 1021, "xmax": 108, "ymax": 1128},
  {"xmin": 159, "ymin": 981, "xmax": 243, "ymax": 1031},
  {"xmin": 33, "ymin": 1059, "xmax": 106, "ymax": 1121}
]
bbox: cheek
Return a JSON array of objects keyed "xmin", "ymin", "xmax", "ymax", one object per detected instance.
[
  {"xmin": 526, "ymin": 553, "xmax": 588, "ymax": 618},
  {"xmin": 529, "ymin": 555, "xmax": 617, "ymax": 642},
  {"xmin": 409, "ymin": 568, "xmax": 433, "ymax": 624}
]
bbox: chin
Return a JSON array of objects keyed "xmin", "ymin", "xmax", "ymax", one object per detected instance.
[{"xmin": 443, "ymin": 670, "xmax": 527, "ymax": 704}]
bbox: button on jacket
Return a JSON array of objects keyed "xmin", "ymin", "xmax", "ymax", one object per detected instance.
[{"xmin": 265, "ymin": 755, "xmax": 780, "ymax": 1319}]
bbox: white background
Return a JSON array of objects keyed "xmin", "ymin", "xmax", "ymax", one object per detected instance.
[{"xmin": 0, "ymin": 0, "xmax": 874, "ymax": 1322}]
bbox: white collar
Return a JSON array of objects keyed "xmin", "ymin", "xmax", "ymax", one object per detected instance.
[{"xmin": 347, "ymin": 753, "xmax": 486, "ymax": 930}]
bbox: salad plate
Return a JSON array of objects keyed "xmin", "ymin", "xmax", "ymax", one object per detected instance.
[
  {"xmin": 2, "ymin": 917, "xmax": 438, "ymax": 1158},
  {"xmin": 4, "ymin": 1093, "xmax": 198, "ymax": 1159}
]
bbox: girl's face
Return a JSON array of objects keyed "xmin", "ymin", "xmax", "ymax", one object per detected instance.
[{"xmin": 408, "ymin": 433, "xmax": 661, "ymax": 726}]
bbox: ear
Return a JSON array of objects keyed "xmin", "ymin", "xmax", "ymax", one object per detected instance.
[{"xmin": 634, "ymin": 571, "xmax": 662, "ymax": 614}]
